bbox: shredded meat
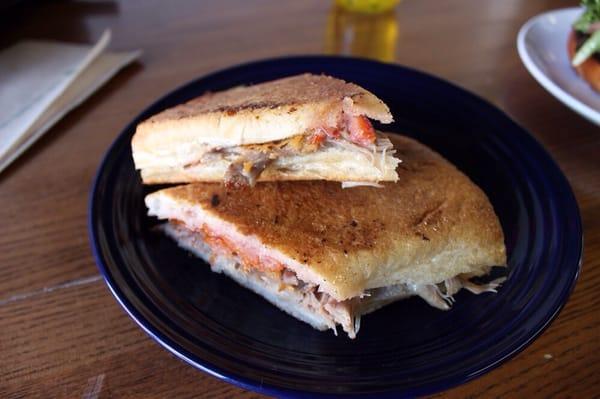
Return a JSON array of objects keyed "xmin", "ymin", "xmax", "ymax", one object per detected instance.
[
  {"xmin": 188, "ymin": 111, "xmax": 385, "ymax": 187},
  {"xmin": 224, "ymin": 151, "xmax": 272, "ymax": 187},
  {"xmin": 281, "ymin": 269, "xmax": 298, "ymax": 285},
  {"xmin": 219, "ymin": 134, "xmax": 319, "ymax": 187}
]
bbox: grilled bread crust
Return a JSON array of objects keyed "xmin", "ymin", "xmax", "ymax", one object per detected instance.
[{"xmin": 132, "ymin": 74, "xmax": 393, "ymax": 177}]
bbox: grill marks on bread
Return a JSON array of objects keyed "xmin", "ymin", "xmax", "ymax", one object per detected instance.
[{"xmin": 143, "ymin": 74, "xmax": 372, "ymax": 124}]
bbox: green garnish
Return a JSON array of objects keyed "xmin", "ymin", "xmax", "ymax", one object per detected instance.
[
  {"xmin": 573, "ymin": 30, "xmax": 600, "ymax": 66},
  {"xmin": 573, "ymin": 0, "xmax": 600, "ymax": 32}
]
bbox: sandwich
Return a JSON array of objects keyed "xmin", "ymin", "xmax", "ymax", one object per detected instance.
[
  {"xmin": 145, "ymin": 134, "xmax": 507, "ymax": 338},
  {"xmin": 569, "ymin": 0, "xmax": 600, "ymax": 92},
  {"xmin": 132, "ymin": 74, "xmax": 400, "ymax": 187}
]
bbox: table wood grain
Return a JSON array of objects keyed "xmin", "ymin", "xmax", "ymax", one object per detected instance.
[{"xmin": 1, "ymin": 0, "xmax": 598, "ymax": 397}]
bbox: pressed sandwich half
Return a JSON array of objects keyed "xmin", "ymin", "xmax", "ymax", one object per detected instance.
[
  {"xmin": 145, "ymin": 135, "xmax": 507, "ymax": 338},
  {"xmin": 132, "ymin": 74, "xmax": 399, "ymax": 187}
]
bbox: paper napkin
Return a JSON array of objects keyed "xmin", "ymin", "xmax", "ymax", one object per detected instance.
[{"xmin": 0, "ymin": 30, "xmax": 140, "ymax": 174}]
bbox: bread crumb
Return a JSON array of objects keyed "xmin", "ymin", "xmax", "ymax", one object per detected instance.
[{"xmin": 543, "ymin": 354, "xmax": 553, "ymax": 360}]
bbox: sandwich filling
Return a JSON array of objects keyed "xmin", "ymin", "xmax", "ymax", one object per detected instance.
[
  {"xmin": 165, "ymin": 221, "xmax": 504, "ymax": 338},
  {"xmin": 184, "ymin": 113, "xmax": 397, "ymax": 187}
]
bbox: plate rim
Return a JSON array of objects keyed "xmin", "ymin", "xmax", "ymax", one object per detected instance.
[
  {"xmin": 516, "ymin": 7, "xmax": 600, "ymax": 125},
  {"xmin": 88, "ymin": 55, "xmax": 584, "ymax": 398}
]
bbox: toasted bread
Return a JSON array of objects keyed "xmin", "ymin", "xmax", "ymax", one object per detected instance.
[
  {"xmin": 131, "ymin": 74, "xmax": 397, "ymax": 185},
  {"xmin": 146, "ymin": 134, "xmax": 506, "ymax": 302},
  {"xmin": 133, "ymin": 73, "xmax": 392, "ymax": 149}
]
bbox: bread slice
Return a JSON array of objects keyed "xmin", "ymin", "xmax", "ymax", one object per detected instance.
[
  {"xmin": 146, "ymin": 134, "xmax": 506, "ymax": 304},
  {"xmin": 131, "ymin": 74, "xmax": 398, "ymax": 185},
  {"xmin": 133, "ymin": 73, "xmax": 392, "ymax": 148}
]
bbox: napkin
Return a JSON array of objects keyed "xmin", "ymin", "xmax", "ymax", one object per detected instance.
[{"xmin": 0, "ymin": 30, "xmax": 140, "ymax": 174}]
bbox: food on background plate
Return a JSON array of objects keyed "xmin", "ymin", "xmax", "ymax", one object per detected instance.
[
  {"xmin": 145, "ymin": 135, "xmax": 507, "ymax": 338},
  {"xmin": 132, "ymin": 74, "xmax": 400, "ymax": 187},
  {"xmin": 569, "ymin": 0, "xmax": 600, "ymax": 92}
]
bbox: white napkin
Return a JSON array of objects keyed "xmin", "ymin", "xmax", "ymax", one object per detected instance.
[{"xmin": 0, "ymin": 30, "xmax": 140, "ymax": 174}]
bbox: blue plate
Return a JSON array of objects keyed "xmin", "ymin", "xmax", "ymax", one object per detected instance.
[{"xmin": 88, "ymin": 56, "xmax": 582, "ymax": 397}]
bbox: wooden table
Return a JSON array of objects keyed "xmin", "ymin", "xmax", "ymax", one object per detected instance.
[{"xmin": 1, "ymin": 0, "xmax": 598, "ymax": 397}]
